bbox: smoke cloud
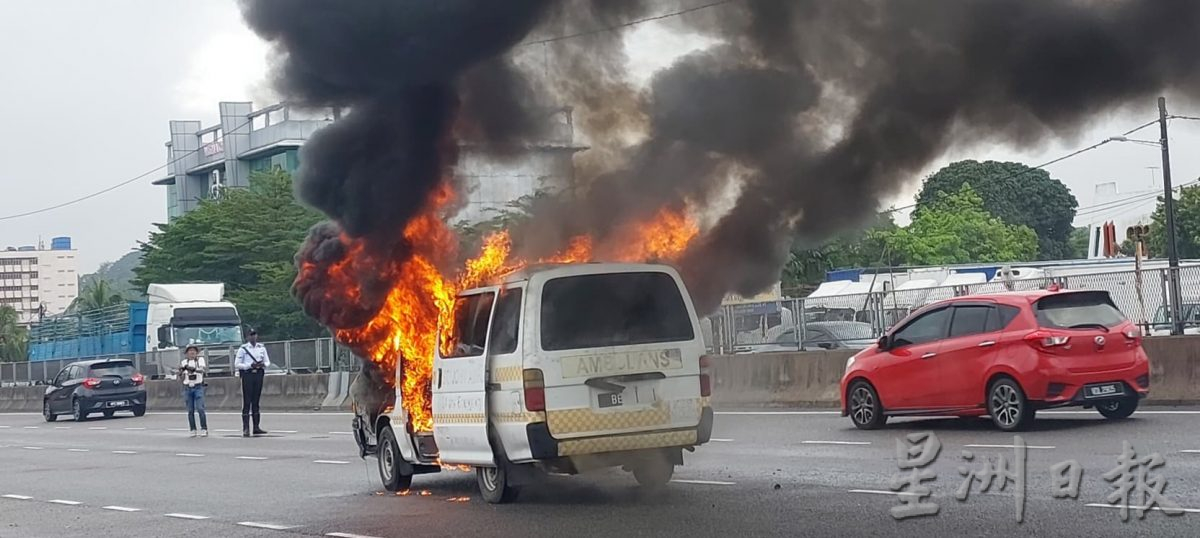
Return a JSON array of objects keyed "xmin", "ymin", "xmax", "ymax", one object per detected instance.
[{"xmin": 242, "ymin": 0, "xmax": 1200, "ymax": 323}]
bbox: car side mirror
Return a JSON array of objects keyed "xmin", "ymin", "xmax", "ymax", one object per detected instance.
[
  {"xmin": 877, "ymin": 335, "xmax": 890, "ymax": 350},
  {"xmin": 157, "ymin": 326, "xmax": 172, "ymax": 348},
  {"xmin": 818, "ymin": 342, "xmax": 834, "ymax": 350}
]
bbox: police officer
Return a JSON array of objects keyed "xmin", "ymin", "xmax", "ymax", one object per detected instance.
[{"xmin": 235, "ymin": 329, "xmax": 270, "ymax": 437}]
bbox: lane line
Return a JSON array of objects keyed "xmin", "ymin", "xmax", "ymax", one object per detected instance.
[
  {"xmin": 716, "ymin": 411, "xmax": 839, "ymax": 415},
  {"xmin": 112, "ymin": 450, "xmax": 137, "ymax": 454},
  {"xmin": 176, "ymin": 453, "xmax": 205, "ymax": 458},
  {"xmin": 0, "ymin": 425, "xmax": 9, "ymax": 428},
  {"xmin": 274, "ymin": 430, "xmax": 298, "ymax": 434},
  {"xmin": 88, "ymin": 427, "xmax": 107, "ymax": 430},
  {"xmin": 709, "ymin": 438, "xmax": 734, "ymax": 442},
  {"xmin": 123, "ymin": 427, "xmax": 146, "ymax": 431},
  {"xmin": 1179, "ymin": 450, "xmax": 1200, "ymax": 454},
  {"xmin": 48, "ymin": 499, "xmax": 82, "ymax": 506},
  {"xmin": 167, "ymin": 428, "xmax": 189, "ymax": 432},
  {"xmin": 54, "ymin": 426, "xmax": 70, "ymax": 430},
  {"xmin": 328, "ymin": 533, "xmax": 383, "ymax": 538},
  {"xmin": 314, "ymin": 460, "xmax": 350, "ymax": 465},
  {"xmin": 1085, "ymin": 502, "xmax": 1200, "ymax": 514},
  {"xmin": 672, "ymin": 479, "xmax": 736, "ymax": 486},
  {"xmin": 165, "ymin": 513, "xmax": 210, "ymax": 520},
  {"xmin": 215, "ymin": 429, "xmax": 240, "ymax": 433},
  {"xmin": 329, "ymin": 432, "xmax": 353, "ymax": 435},
  {"xmin": 67, "ymin": 448, "xmax": 89, "ymax": 452},
  {"xmin": 238, "ymin": 522, "xmax": 297, "ymax": 531},
  {"xmin": 848, "ymin": 489, "xmax": 901, "ymax": 496},
  {"xmin": 964, "ymin": 444, "xmax": 1055, "ymax": 450},
  {"xmin": 22, "ymin": 446, "xmax": 44, "ymax": 450},
  {"xmin": 102, "ymin": 506, "xmax": 141, "ymax": 512},
  {"xmin": 1, "ymin": 494, "xmax": 32, "ymax": 500},
  {"xmin": 23, "ymin": 426, "xmax": 39, "ymax": 429},
  {"xmin": 801, "ymin": 440, "xmax": 870, "ymax": 446},
  {"xmin": 1043, "ymin": 410, "xmax": 1200, "ymax": 415},
  {"xmin": 236, "ymin": 456, "xmax": 268, "ymax": 460}
]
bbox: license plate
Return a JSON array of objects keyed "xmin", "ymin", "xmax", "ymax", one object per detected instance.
[
  {"xmin": 107, "ymin": 400, "xmax": 127, "ymax": 408},
  {"xmin": 598, "ymin": 392, "xmax": 624, "ymax": 408},
  {"xmin": 1084, "ymin": 383, "xmax": 1124, "ymax": 399}
]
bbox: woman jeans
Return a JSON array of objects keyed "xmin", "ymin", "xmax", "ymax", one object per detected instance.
[{"xmin": 183, "ymin": 384, "xmax": 208, "ymax": 432}]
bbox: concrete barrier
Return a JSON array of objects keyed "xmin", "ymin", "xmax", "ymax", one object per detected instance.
[{"xmin": 0, "ymin": 385, "xmax": 45, "ymax": 413}]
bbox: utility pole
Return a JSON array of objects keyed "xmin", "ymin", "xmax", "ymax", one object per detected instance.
[{"xmin": 1159, "ymin": 96, "xmax": 1184, "ymax": 336}]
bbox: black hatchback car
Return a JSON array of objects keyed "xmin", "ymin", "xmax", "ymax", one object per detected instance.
[{"xmin": 43, "ymin": 359, "xmax": 147, "ymax": 422}]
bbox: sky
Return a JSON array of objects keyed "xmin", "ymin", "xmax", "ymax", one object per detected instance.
[{"xmin": 2, "ymin": 1, "xmax": 1199, "ymax": 274}]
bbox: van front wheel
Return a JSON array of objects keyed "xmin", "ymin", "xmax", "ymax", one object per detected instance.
[
  {"xmin": 477, "ymin": 465, "xmax": 520, "ymax": 504},
  {"xmin": 378, "ymin": 425, "xmax": 413, "ymax": 492}
]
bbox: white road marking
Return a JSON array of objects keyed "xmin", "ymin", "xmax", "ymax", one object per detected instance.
[
  {"xmin": 716, "ymin": 411, "xmax": 839, "ymax": 415},
  {"xmin": 1179, "ymin": 449, "xmax": 1200, "ymax": 454},
  {"xmin": 848, "ymin": 489, "xmax": 901, "ymax": 496},
  {"xmin": 0, "ymin": 425, "xmax": 9, "ymax": 428},
  {"xmin": 1, "ymin": 494, "xmax": 33, "ymax": 500},
  {"xmin": 1085, "ymin": 502, "xmax": 1200, "ymax": 514},
  {"xmin": 314, "ymin": 460, "xmax": 350, "ymax": 465},
  {"xmin": 964, "ymin": 444, "xmax": 1056, "ymax": 450},
  {"xmin": 215, "ymin": 429, "xmax": 240, "ymax": 433},
  {"xmin": 671, "ymin": 479, "xmax": 736, "ymax": 486},
  {"xmin": 167, "ymin": 428, "xmax": 189, "ymax": 432},
  {"xmin": 123, "ymin": 427, "xmax": 146, "ymax": 431},
  {"xmin": 801, "ymin": 440, "xmax": 871, "ymax": 446},
  {"xmin": 165, "ymin": 513, "xmax": 210, "ymax": 520},
  {"xmin": 22, "ymin": 446, "xmax": 44, "ymax": 450},
  {"xmin": 238, "ymin": 522, "xmax": 297, "ymax": 531},
  {"xmin": 709, "ymin": 438, "xmax": 734, "ymax": 442},
  {"xmin": 88, "ymin": 427, "xmax": 107, "ymax": 430},
  {"xmin": 54, "ymin": 426, "xmax": 70, "ymax": 430},
  {"xmin": 327, "ymin": 533, "xmax": 383, "ymax": 538},
  {"xmin": 274, "ymin": 430, "xmax": 298, "ymax": 434},
  {"xmin": 67, "ymin": 448, "xmax": 89, "ymax": 452},
  {"xmin": 236, "ymin": 456, "xmax": 268, "ymax": 460},
  {"xmin": 48, "ymin": 499, "xmax": 82, "ymax": 506},
  {"xmin": 23, "ymin": 426, "xmax": 39, "ymax": 429},
  {"xmin": 176, "ymin": 453, "xmax": 205, "ymax": 458},
  {"xmin": 102, "ymin": 506, "xmax": 141, "ymax": 512},
  {"xmin": 1043, "ymin": 410, "xmax": 1200, "ymax": 415},
  {"xmin": 112, "ymin": 450, "xmax": 137, "ymax": 454},
  {"xmin": 329, "ymin": 431, "xmax": 353, "ymax": 435}
]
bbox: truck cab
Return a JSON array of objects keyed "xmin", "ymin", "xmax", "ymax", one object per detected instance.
[
  {"xmin": 145, "ymin": 283, "xmax": 244, "ymax": 375},
  {"xmin": 356, "ymin": 263, "xmax": 714, "ymax": 503}
]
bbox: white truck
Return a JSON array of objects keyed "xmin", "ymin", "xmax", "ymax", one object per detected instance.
[
  {"xmin": 351, "ymin": 263, "xmax": 714, "ymax": 503},
  {"xmin": 146, "ymin": 283, "xmax": 245, "ymax": 376}
]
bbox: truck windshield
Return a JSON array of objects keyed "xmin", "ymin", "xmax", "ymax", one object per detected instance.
[
  {"xmin": 540, "ymin": 272, "xmax": 694, "ymax": 351},
  {"xmin": 174, "ymin": 325, "xmax": 243, "ymax": 345}
]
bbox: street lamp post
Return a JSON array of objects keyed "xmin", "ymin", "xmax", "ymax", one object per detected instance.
[{"xmin": 1159, "ymin": 97, "xmax": 1184, "ymax": 336}]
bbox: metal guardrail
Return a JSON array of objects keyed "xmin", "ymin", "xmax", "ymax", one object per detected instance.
[
  {"xmin": 0, "ymin": 338, "xmax": 363, "ymax": 387},
  {"xmin": 705, "ymin": 265, "xmax": 1200, "ymax": 354}
]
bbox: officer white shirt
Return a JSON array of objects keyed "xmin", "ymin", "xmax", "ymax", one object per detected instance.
[{"xmin": 235, "ymin": 342, "xmax": 271, "ymax": 372}]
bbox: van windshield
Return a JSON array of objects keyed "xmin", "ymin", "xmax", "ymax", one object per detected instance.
[{"xmin": 540, "ymin": 272, "xmax": 694, "ymax": 351}]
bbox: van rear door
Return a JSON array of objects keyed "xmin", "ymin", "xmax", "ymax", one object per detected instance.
[{"xmin": 534, "ymin": 270, "xmax": 705, "ymax": 440}]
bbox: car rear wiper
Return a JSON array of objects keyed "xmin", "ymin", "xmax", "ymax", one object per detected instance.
[{"xmin": 1067, "ymin": 323, "xmax": 1110, "ymax": 332}]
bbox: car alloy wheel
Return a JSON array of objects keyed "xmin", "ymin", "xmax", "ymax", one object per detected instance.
[
  {"xmin": 43, "ymin": 401, "xmax": 56, "ymax": 423},
  {"xmin": 988, "ymin": 379, "xmax": 1032, "ymax": 431},
  {"xmin": 848, "ymin": 381, "xmax": 886, "ymax": 430}
]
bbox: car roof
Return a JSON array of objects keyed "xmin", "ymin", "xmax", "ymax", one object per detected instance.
[
  {"xmin": 920, "ymin": 288, "xmax": 1105, "ymax": 310},
  {"xmin": 70, "ymin": 359, "xmax": 135, "ymax": 367},
  {"xmin": 461, "ymin": 262, "xmax": 682, "ymax": 292}
]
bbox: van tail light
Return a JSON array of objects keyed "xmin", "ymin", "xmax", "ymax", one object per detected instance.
[
  {"xmin": 522, "ymin": 369, "xmax": 545, "ymax": 412},
  {"xmin": 82, "ymin": 378, "xmax": 101, "ymax": 389},
  {"xmin": 1024, "ymin": 330, "xmax": 1070, "ymax": 350},
  {"xmin": 699, "ymin": 355, "xmax": 712, "ymax": 397},
  {"xmin": 131, "ymin": 373, "xmax": 145, "ymax": 385}
]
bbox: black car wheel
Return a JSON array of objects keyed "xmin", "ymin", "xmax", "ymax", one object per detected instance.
[
  {"xmin": 1097, "ymin": 395, "xmax": 1138, "ymax": 420},
  {"xmin": 377, "ymin": 424, "xmax": 413, "ymax": 492},
  {"xmin": 72, "ymin": 399, "xmax": 87, "ymax": 422},
  {"xmin": 43, "ymin": 401, "xmax": 57, "ymax": 423},
  {"xmin": 988, "ymin": 378, "xmax": 1034, "ymax": 432},
  {"xmin": 132, "ymin": 405, "xmax": 146, "ymax": 417},
  {"xmin": 848, "ymin": 381, "xmax": 887, "ymax": 430}
]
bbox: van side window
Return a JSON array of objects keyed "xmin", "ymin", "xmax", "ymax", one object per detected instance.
[
  {"xmin": 488, "ymin": 289, "xmax": 523, "ymax": 355},
  {"xmin": 442, "ymin": 292, "xmax": 496, "ymax": 358}
]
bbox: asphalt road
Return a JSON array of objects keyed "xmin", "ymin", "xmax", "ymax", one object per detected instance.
[{"xmin": 2, "ymin": 407, "xmax": 1200, "ymax": 537}]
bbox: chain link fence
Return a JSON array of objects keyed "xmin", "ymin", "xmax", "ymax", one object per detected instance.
[
  {"xmin": 1, "ymin": 338, "xmax": 363, "ymax": 387},
  {"xmin": 704, "ymin": 265, "xmax": 1200, "ymax": 354}
]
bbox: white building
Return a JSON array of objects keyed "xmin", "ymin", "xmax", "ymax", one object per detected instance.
[{"xmin": 0, "ymin": 237, "xmax": 79, "ymax": 325}]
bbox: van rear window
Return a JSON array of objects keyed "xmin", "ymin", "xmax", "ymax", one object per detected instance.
[
  {"xmin": 540, "ymin": 272, "xmax": 694, "ymax": 351},
  {"xmin": 89, "ymin": 361, "xmax": 135, "ymax": 378},
  {"xmin": 1035, "ymin": 291, "xmax": 1126, "ymax": 329}
]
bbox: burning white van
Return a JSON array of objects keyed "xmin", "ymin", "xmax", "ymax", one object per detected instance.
[{"xmin": 352, "ymin": 262, "xmax": 714, "ymax": 503}]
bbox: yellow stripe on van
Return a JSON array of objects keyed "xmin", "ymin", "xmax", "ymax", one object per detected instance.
[
  {"xmin": 492, "ymin": 366, "xmax": 524, "ymax": 384},
  {"xmin": 557, "ymin": 429, "xmax": 698, "ymax": 456},
  {"xmin": 546, "ymin": 403, "xmax": 671, "ymax": 435},
  {"xmin": 432, "ymin": 412, "xmax": 487, "ymax": 425}
]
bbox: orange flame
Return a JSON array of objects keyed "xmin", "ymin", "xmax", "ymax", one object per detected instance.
[{"xmin": 331, "ymin": 191, "xmax": 698, "ymax": 434}]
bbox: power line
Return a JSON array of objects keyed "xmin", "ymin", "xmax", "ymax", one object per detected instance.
[
  {"xmin": 1170, "ymin": 114, "xmax": 1200, "ymax": 122},
  {"xmin": 521, "ymin": 0, "xmax": 737, "ymax": 46},
  {"xmin": 0, "ymin": 118, "xmax": 253, "ymax": 222}
]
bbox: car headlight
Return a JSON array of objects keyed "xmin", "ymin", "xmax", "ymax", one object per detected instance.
[{"xmin": 844, "ymin": 355, "xmax": 856, "ymax": 373}]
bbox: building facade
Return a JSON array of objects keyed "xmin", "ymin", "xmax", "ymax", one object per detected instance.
[
  {"xmin": 155, "ymin": 101, "xmax": 585, "ymax": 224},
  {"xmin": 0, "ymin": 237, "xmax": 79, "ymax": 325}
]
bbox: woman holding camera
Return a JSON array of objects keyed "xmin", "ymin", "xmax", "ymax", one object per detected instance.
[{"xmin": 180, "ymin": 345, "xmax": 208, "ymax": 437}]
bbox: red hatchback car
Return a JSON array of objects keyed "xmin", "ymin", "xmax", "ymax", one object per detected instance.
[{"xmin": 840, "ymin": 289, "xmax": 1150, "ymax": 431}]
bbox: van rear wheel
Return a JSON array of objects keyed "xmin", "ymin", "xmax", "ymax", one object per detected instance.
[
  {"xmin": 633, "ymin": 459, "xmax": 675, "ymax": 491},
  {"xmin": 378, "ymin": 425, "xmax": 413, "ymax": 492},
  {"xmin": 477, "ymin": 464, "xmax": 520, "ymax": 504}
]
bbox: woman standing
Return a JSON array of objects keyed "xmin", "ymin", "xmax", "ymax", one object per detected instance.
[{"xmin": 180, "ymin": 345, "xmax": 208, "ymax": 437}]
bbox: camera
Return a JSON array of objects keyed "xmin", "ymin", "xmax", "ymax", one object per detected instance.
[{"xmin": 188, "ymin": 373, "xmax": 199, "ymax": 381}]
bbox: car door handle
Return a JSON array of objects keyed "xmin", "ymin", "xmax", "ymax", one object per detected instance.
[
  {"xmin": 978, "ymin": 341, "xmax": 996, "ymax": 347},
  {"xmin": 921, "ymin": 352, "xmax": 937, "ymax": 359}
]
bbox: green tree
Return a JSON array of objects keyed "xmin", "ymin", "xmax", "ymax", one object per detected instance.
[
  {"xmin": 1067, "ymin": 226, "xmax": 1091, "ymax": 259},
  {"xmin": 0, "ymin": 305, "xmax": 27, "ymax": 362},
  {"xmin": 783, "ymin": 214, "xmax": 901, "ymax": 291},
  {"xmin": 68, "ymin": 279, "xmax": 125, "ymax": 313},
  {"xmin": 887, "ymin": 184, "xmax": 1039, "ymax": 265},
  {"xmin": 915, "ymin": 160, "xmax": 1077, "ymax": 260},
  {"xmin": 134, "ymin": 169, "xmax": 325, "ymax": 340},
  {"xmin": 1148, "ymin": 184, "xmax": 1200, "ymax": 259}
]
